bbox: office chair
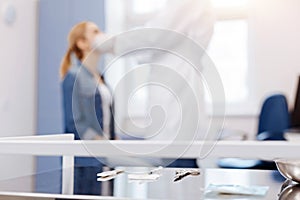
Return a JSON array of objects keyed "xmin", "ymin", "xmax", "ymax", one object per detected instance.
[{"xmin": 217, "ymin": 94, "xmax": 290, "ymax": 169}]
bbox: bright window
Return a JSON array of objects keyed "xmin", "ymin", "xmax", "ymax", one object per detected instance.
[{"xmin": 207, "ymin": 19, "xmax": 248, "ymax": 103}]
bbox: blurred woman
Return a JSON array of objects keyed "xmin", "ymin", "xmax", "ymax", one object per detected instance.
[{"xmin": 60, "ymin": 21, "xmax": 115, "ymax": 195}]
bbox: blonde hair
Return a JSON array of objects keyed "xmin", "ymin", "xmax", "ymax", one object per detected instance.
[{"xmin": 60, "ymin": 21, "xmax": 89, "ymax": 79}]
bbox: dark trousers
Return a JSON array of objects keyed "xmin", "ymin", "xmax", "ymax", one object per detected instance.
[
  {"xmin": 74, "ymin": 166, "xmax": 102, "ymax": 195},
  {"xmin": 167, "ymin": 159, "xmax": 198, "ymax": 168}
]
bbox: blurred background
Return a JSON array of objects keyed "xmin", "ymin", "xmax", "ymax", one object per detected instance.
[{"xmin": 0, "ymin": 0, "xmax": 300, "ymax": 194}]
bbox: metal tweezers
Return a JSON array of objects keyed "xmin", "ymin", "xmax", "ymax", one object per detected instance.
[
  {"xmin": 174, "ymin": 169, "xmax": 200, "ymax": 182},
  {"xmin": 97, "ymin": 169, "xmax": 124, "ymax": 181}
]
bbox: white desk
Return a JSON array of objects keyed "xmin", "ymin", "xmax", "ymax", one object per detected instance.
[
  {"xmin": 0, "ymin": 135, "xmax": 298, "ymax": 196},
  {"xmin": 0, "ymin": 140, "xmax": 298, "ymax": 160}
]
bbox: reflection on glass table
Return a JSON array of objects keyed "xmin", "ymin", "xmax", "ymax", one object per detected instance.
[{"xmin": 0, "ymin": 167, "xmax": 289, "ymax": 200}]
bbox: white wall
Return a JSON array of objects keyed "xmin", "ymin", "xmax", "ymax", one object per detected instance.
[
  {"xmin": 224, "ymin": 0, "xmax": 300, "ymax": 139},
  {"xmin": 0, "ymin": 0, "xmax": 38, "ymax": 191}
]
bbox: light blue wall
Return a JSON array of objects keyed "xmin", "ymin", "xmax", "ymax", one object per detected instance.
[{"xmin": 37, "ymin": 0, "xmax": 105, "ymax": 193}]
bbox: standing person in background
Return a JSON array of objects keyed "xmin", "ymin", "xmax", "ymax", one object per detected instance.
[
  {"xmin": 91, "ymin": 0, "xmax": 214, "ymax": 168},
  {"xmin": 143, "ymin": 0, "xmax": 215, "ymax": 167},
  {"xmin": 111, "ymin": 0, "xmax": 214, "ymax": 145},
  {"xmin": 60, "ymin": 21, "xmax": 115, "ymax": 195}
]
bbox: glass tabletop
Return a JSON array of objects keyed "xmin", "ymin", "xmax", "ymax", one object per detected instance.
[
  {"xmin": 113, "ymin": 167, "xmax": 285, "ymax": 199},
  {"xmin": 0, "ymin": 167, "xmax": 291, "ymax": 199}
]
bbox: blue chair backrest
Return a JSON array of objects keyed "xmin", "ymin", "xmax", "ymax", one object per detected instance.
[{"xmin": 258, "ymin": 94, "xmax": 290, "ymax": 139}]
